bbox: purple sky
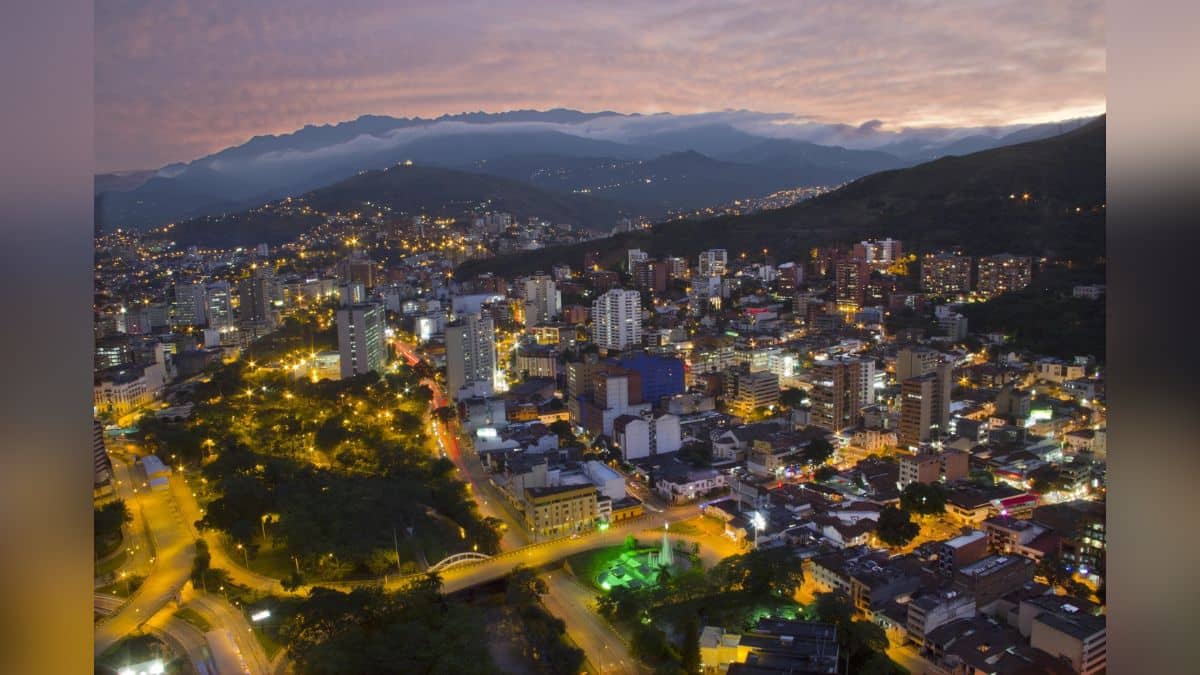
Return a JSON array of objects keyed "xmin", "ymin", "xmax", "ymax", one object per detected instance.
[{"xmin": 96, "ymin": 0, "xmax": 1105, "ymax": 172}]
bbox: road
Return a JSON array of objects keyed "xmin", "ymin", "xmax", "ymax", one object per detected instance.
[
  {"xmin": 143, "ymin": 608, "xmax": 217, "ymax": 675},
  {"xmin": 94, "ymin": 459, "xmax": 196, "ymax": 657},
  {"xmin": 542, "ymin": 569, "xmax": 643, "ymax": 675},
  {"xmin": 189, "ymin": 593, "xmax": 272, "ymax": 675},
  {"xmin": 887, "ymin": 644, "xmax": 940, "ymax": 675},
  {"xmin": 96, "ymin": 454, "xmax": 154, "ymax": 584}
]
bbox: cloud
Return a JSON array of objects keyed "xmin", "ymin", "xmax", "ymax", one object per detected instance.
[{"xmin": 96, "ymin": 0, "xmax": 1105, "ymax": 172}]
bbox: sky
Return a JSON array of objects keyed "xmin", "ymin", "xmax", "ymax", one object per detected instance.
[{"xmin": 96, "ymin": 0, "xmax": 1105, "ymax": 173}]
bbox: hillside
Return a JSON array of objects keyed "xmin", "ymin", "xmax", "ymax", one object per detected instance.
[
  {"xmin": 469, "ymin": 150, "xmax": 859, "ymax": 213},
  {"xmin": 161, "ymin": 164, "xmax": 632, "ymax": 248},
  {"xmin": 456, "ymin": 116, "xmax": 1106, "ymax": 279}
]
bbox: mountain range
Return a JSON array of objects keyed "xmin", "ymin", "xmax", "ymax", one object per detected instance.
[
  {"xmin": 456, "ymin": 116, "xmax": 1106, "ymax": 280},
  {"xmin": 95, "ymin": 109, "xmax": 1097, "ymax": 231}
]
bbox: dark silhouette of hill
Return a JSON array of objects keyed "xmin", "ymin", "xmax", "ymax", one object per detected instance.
[
  {"xmin": 163, "ymin": 164, "xmax": 632, "ymax": 248},
  {"xmin": 456, "ymin": 116, "xmax": 1106, "ymax": 279}
]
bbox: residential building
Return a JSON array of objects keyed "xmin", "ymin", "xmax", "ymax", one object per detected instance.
[
  {"xmin": 1072, "ymin": 284, "xmax": 1106, "ymax": 300},
  {"xmin": 204, "ymin": 281, "xmax": 234, "ymax": 330},
  {"xmin": 727, "ymin": 367, "xmax": 780, "ymax": 418},
  {"xmin": 809, "ymin": 358, "xmax": 873, "ymax": 432},
  {"xmin": 336, "ymin": 302, "xmax": 386, "ymax": 379},
  {"xmin": 514, "ymin": 343, "xmax": 557, "ymax": 380},
  {"xmin": 853, "ymin": 238, "xmax": 903, "ymax": 269},
  {"xmin": 613, "ymin": 410, "xmax": 682, "ymax": 461},
  {"xmin": 976, "ymin": 253, "xmax": 1032, "ymax": 299},
  {"xmin": 983, "ymin": 516, "xmax": 1060, "ymax": 563},
  {"xmin": 952, "ymin": 555, "xmax": 1035, "ymax": 610},
  {"xmin": 93, "ymin": 419, "xmax": 113, "ymax": 488},
  {"xmin": 1035, "ymin": 359, "xmax": 1086, "ymax": 384},
  {"xmin": 906, "ymin": 591, "xmax": 977, "ymax": 649},
  {"xmin": 522, "ymin": 274, "xmax": 561, "ymax": 328},
  {"xmin": 172, "ymin": 281, "xmax": 207, "ymax": 326},
  {"xmin": 834, "ymin": 259, "xmax": 869, "ymax": 312},
  {"xmin": 445, "ymin": 312, "xmax": 498, "ymax": 400},
  {"xmin": 898, "ymin": 365, "xmax": 953, "ymax": 449},
  {"xmin": 699, "ymin": 249, "xmax": 728, "ymax": 277},
  {"xmin": 1031, "ymin": 610, "xmax": 1107, "ymax": 675},
  {"xmin": 920, "ymin": 252, "xmax": 972, "ymax": 297},
  {"xmin": 591, "ymin": 288, "xmax": 642, "ymax": 351}
]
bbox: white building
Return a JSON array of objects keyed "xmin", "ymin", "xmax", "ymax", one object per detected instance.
[
  {"xmin": 612, "ymin": 411, "xmax": 682, "ymax": 461},
  {"xmin": 698, "ymin": 249, "xmax": 728, "ymax": 277},
  {"xmin": 445, "ymin": 312, "xmax": 498, "ymax": 400},
  {"xmin": 591, "ymin": 288, "xmax": 642, "ymax": 351},
  {"xmin": 582, "ymin": 460, "xmax": 626, "ymax": 501},
  {"xmin": 337, "ymin": 302, "xmax": 386, "ymax": 379},
  {"xmin": 522, "ymin": 274, "xmax": 561, "ymax": 328}
]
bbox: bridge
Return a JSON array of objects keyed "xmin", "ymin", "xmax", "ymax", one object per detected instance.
[{"xmin": 427, "ymin": 551, "xmax": 492, "ymax": 572}]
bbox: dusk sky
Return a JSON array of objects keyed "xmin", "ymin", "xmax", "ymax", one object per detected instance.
[{"xmin": 97, "ymin": 0, "xmax": 1105, "ymax": 173}]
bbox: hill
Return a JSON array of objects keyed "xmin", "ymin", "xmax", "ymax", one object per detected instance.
[
  {"xmin": 469, "ymin": 150, "xmax": 861, "ymax": 214},
  {"xmin": 456, "ymin": 116, "xmax": 1106, "ymax": 279},
  {"xmin": 163, "ymin": 164, "xmax": 632, "ymax": 248}
]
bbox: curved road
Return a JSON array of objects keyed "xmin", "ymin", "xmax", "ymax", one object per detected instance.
[{"xmin": 94, "ymin": 465, "xmax": 196, "ymax": 657}]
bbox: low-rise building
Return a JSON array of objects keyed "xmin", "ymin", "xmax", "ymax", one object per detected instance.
[{"xmin": 523, "ymin": 484, "xmax": 599, "ymax": 540}]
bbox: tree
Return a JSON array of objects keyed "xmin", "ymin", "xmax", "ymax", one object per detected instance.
[
  {"xmin": 506, "ymin": 565, "xmax": 548, "ymax": 607},
  {"xmin": 680, "ymin": 617, "xmax": 701, "ymax": 675},
  {"xmin": 900, "ymin": 482, "xmax": 947, "ymax": 515},
  {"xmin": 813, "ymin": 466, "xmax": 838, "ymax": 482},
  {"xmin": 191, "ymin": 538, "xmax": 211, "ymax": 589},
  {"xmin": 432, "ymin": 406, "xmax": 456, "ymax": 424},
  {"xmin": 875, "ymin": 506, "xmax": 920, "ymax": 547},
  {"xmin": 1036, "ymin": 552, "xmax": 1069, "ymax": 589},
  {"xmin": 94, "ymin": 500, "xmax": 132, "ymax": 555},
  {"xmin": 779, "ymin": 388, "xmax": 806, "ymax": 409},
  {"xmin": 803, "ymin": 438, "xmax": 835, "ymax": 466},
  {"xmin": 548, "ymin": 420, "xmax": 577, "ymax": 446}
]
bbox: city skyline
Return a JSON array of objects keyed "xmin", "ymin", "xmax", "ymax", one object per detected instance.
[{"xmin": 97, "ymin": 0, "xmax": 1105, "ymax": 171}]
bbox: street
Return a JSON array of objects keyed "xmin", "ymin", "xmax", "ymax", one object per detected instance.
[
  {"xmin": 541, "ymin": 568, "xmax": 643, "ymax": 675},
  {"xmin": 94, "ymin": 461, "xmax": 196, "ymax": 656}
]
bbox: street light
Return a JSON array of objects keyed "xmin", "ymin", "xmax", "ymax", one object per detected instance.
[
  {"xmin": 237, "ymin": 543, "xmax": 249, "ymax": 567},
  {"xmin": 750, "ymin": 512, "xmax": 767, "ymax": 550}
]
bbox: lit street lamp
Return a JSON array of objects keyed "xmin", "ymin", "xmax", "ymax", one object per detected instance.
[
  {"xmin": 237, "ymin": 543, "xmax": 249, "ymax": 567},
  {"xmin": 750, "ymin": 511, "xmax": 767, "ymax": 550}
]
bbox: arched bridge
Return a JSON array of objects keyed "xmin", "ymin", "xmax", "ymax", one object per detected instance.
[{"xmin": 428, "ymin": 551, "xmax": 492, "ymax": 572}]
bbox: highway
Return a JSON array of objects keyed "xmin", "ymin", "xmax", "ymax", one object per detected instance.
[{"xmin": 94, "ymin": 456, "xmax": 196, "ymax": 657}]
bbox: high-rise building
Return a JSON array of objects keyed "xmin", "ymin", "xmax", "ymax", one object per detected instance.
[
  {"xmin": 698, "ymin": 249, "xmax": 728, "ymax": 277},
  {"xmin": 591, "ymin": 288, "xmax": 642, "ymax": 352},
  {"xmin": 445, "ymin": 312, "xmax": 498, "ymax": 400},
  {"xmin": 727, "ymin": 366, "xmax": 780, "ymax": 418},
  {"xmin": 337, "ymin": 302, "xmax": 386, "ymax": 379},
  {"xmin": 522, "ymin": 274, "xmax": 561, "ymax": 328},
  {"xmin": 627, "ymin": 248, "xmax": 649, "ymax": 275},
  {"xmin": 810, "ymin": 358, "xmax": 874, "ymax": 432},
  {"xmin": 899, "ymin": 362, "xmax": 954, "ymax": 449},
  {"xmin": 975, "ymin": 253, "xmax": 1032, "ymax": 299},
  {"xmin": 93, "ymin": 418, "xmax": 114, "ymax": 487},
  {"xmin": 204, "ymin": 281, "xmax": 234, "ymax": 330},
  {"xmin": 853, "ymin": 239, "xmax": 903, "ymax": 269},
  {"xmin": 896, "ymin": 346, "xmax": 942, "ymax": 382},
  {"xmin": 665, "ymin": 256, "xmax": 689, "ymax": 280},
  {"xmin": 95, "ymin": 335, "xmax": 134, "ymax": 371},
  {"xmin": 172, "ymin": 281, "xmax": 207, "ymax": 326},
  {"xmin": 835, "ymin": 260, "xmax": 869, "ymax": 312},
  {"xmin": 644, "ymin": 260, "xmax": 669, "ymax": 293},
  {"xmin": 920, "ymin": 253, "xmax": 972, "ymax": 297},
  {"xmin": 338, "ymin": 253, "xmax": 377, "ymax": 289},
  {"xmin": 238, "ymin": 267, "xmax": 280, "ymax": 325}
]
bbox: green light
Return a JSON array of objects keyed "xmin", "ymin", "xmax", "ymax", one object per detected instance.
[
  {"xmin": 598, "ymin": 521, "xmax": 610, "ymax": 531},
  {"xmin": 601, "ymin": 582, "xmax": 611, "ymax": 591}
]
